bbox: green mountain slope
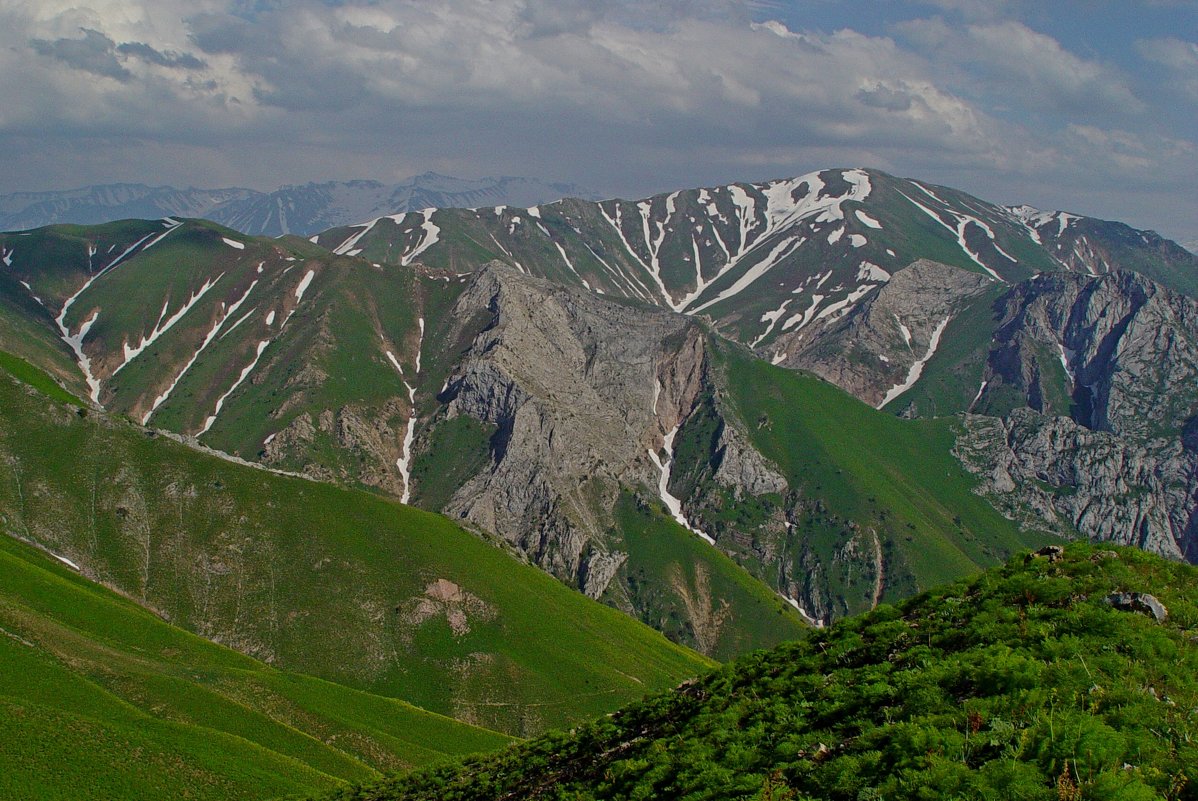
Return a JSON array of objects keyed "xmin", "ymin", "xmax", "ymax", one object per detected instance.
[
  {"xmin": 326, "ymin": 543, "xmax": 1198, "ymax": 801},
  {"xmin": 0, "ymin": 534, "xmax": 508, "ymax": 801},
  {"xmin": 0, "ymin": 218, "xmax": 811, "ymax": 660},
  {"xmin": 0, "ymin": 354, "xmax": 710, "ymax": 737},
  {"xmin": 666, "ymin": 341, "xmax": 1051, "ymax": 621}
]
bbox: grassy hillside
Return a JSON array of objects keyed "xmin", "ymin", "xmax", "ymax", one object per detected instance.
[
  {"xmin": 0, "ymin": 534, "xmax": 508, "ymax": 801},
  {"xmin": 712, "ymin": 342, "xmax": 1050, "ymax": 617},
  {"xmin": 0, "ymin": 353, "xmax": 711, "ymax": 738},
  {"xmin": 327, "ymin": 543, "xmax": 1198, "ymax": 800},
  {"xmin": 607, "ymin": 493, "xmax": 807, "ymax": 661}
]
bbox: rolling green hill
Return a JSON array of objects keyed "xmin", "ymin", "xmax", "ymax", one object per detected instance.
[
  {"xmin": 325, "ymin": 543, "xmax": 1198, "ymax": 801},
  {"xmin": 0, "ymin": 533, "xmax": 509, "ymax": 801},
  {"xmin": 0, "ymin": 352, "xmax": 711, "ymax": 739}
]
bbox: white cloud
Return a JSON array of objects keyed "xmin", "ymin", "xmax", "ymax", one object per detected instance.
[
  {"xmin": 1137, "ymin": 36, "xmax": 1198, "ymax": 99},
  {"xmin": 898, "ymin": 18, "xmax": 1145, "ymax": 118},
  {"xmin": 0, "ymin": 1, "xmax": 1192, "ymax": 243}
]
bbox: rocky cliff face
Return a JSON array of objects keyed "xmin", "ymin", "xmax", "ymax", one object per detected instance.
[
  {"xmin": 978, "ymin": 271, "xmax": 1198, "ymax": 439},
  {"xmin": 436, "ymin": 264, "xmax": 708, "ymax": 597},
  {"xmin": 957, "ymin": 409, "xmax": 1198, "ymax": 561},
  {"xmin": 945, "ymin": 273, "xmax": 1198, "ymax": 562}
]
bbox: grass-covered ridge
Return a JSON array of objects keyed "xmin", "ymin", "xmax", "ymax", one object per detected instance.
[{"xmin": 325, "ymin": 543, "xmax": 1198, "ymax": 801}]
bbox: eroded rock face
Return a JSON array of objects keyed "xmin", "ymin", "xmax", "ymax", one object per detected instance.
[
  {"xmin": 438, "ymin": 264, "xmax": 709, "ymax": 596},
  {"xmin": 398, "ymin": 578, "xmax": 495, "ymax": 637},
  {"xmin": 710, "ymin": 420, "xmax": 787, "ymax": 496},
  {"xmin": 956, "ymin": 409, "xmax": 1198, "ymax": 561},
  {"xmin": 980, "ymin": 271, "xmax": 1198, "ymax": 438},
  {"xmin": 774, "ymin": 260, "xmax": 994, "ymax": 407}
]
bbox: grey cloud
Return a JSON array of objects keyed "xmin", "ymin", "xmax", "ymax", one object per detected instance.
[
  {"xmin": 31, "ymin": 28, "xmax": 131, "ymax": 82},
  {"xmin": 187, "ymin": 12, "xmax": 256, "ymax": 54},
  {"xmin": 2, "ymin": 1, "xmax": 1195, "ymax": 245},
  {"xmin": 857, "ymin": 84, "xmax": 915, "ymax": 111},
  {"xmin": 116, "ymin": 41, "xmax": 207, "ymax": 70},
  {"xmin": 1136, "ymin": 37, "xmax": 1198, "ymax": 71}
]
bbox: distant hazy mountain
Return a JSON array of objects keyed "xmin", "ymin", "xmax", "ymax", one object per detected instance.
[{"xmin": 0, "ymin": 173, "xmax": 599, "ymax": 236}]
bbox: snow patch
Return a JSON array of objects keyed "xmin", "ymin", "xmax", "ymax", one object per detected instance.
[
  {"xmin": 50, "ymin": 551, "xmax": 80, "ymax": 571},
  {"xmin": 689, "ymin": 236, "xmax": 804, "ymax": 314},
  {"xmin": 968, "ymin": 379, "xmax": 988, "ymax": 411},
  {"xmin": 781, "ymin": 293, "xmax": 825, "ymax": 332},
  {"xmin": 222, "ymin": 237, "xmax": 245, "ymax": 250},
  {"xmin": 414, "ymin": 318, "xmax": 425, "ymax": 374},
  {"xmin": 385, "ymin": 350, "xmax": 404, "ymax": 375},
  {"xmin": 199, "ymin": 340, "xmax": 270, "ymax": 436},
  {"xmin": 683, "ymin": 169, "xmax": 870, "ymax": 312},
  {"xmin": 782, "ymin": 595, "xmax": 823, "ymax": 628},
  {"xmin": 553, "ymin": 241, "xmax": 582, "ymax": 281},
  {"xmin": 812, "ymin": 284, "xmax": 874, "ymax": 325},
  {"xmin": 1056, "ymin": 341, "xmax": 1076, "ymax": 384},
  {"xmin": 19, "ymin": 281, "xmax": 44, "ymax": 306},
  {"xmin": 114, "ymin": 274, "xmax": 225, "ymax": 375},
  {"xmin": 401, "ymin": 210, "xmax": 440, "ymax": 266},
  {"xmin": 397, "ymin": 381, "xmax": 417, "ymax": 504},
  {"xmin": 855, "ymin": 210, "xmax": 882, "ymax": 229},
  {"xmin": 143, "ymin": 219, "xmax": 182, "ymax": 250},
  {"xmin": 278, "ymin": 269, "xmax": 316, "ymax": 330},
  {"xmin": 900, "ymin": 187, "xmax": 1003, "ymax": 281},
  {"xmin": 857, "ymin": 262, "xmax": 891, "ymax": 283},
  {"xmin": 848, "ymin": 234, "xmax": 867, "ymax": 248},
  {"xmin": 333, "ymin": 218, "xmax": 380, "ymax": 256},
  {"xmin": 752, "ymin": 299, "xmax": 792, "ymax": 347}
]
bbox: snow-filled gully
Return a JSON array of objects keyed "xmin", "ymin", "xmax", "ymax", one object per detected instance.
[
  {"xmin": 54, "ymin": 229, "xmax": 159, "ymax": 405},
  {"xmin": 394, "ymin": 317, "xmax": 424, "ymax": 504},
  {"xmin": 877, "ymin": 317, "xmax": 951, "ymax": 408},
  {"xmin": 687, "ymin": 169, "xmax": 872, "ymax": 314},
  {"xmin": 114, "ymin": 273, "xmax": 225, "ymax": 376},
  {"xmin": 648, "ymin": 380, "xmax": 714, "ymax": 545},
  {"xmin": 197, "ymin": 268, "xmax": 314, "ymax": 437},
  {"xmin": 143, "ymin": 279, "xmax": 258, "ymax": 424}
]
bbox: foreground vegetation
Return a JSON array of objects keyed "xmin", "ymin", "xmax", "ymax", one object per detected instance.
[{"xmin": 327, "ymin": 543, "xmax": 1198, "ymax": 800}]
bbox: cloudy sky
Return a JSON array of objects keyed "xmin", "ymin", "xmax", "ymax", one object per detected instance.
[{"xmin": 3, "ymin": 0, "xmax": 1195, "ymax": 241}]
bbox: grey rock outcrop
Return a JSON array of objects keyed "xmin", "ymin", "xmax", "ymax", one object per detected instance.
[
  {"xmin": 773, "ymin": 260, "xmax": 994, "ymax": 407},
  {"xmin": 979, "ymin": 271, "xmax": 1198, "ymax": 438},
  {"xmin": 956, "ymin": 408, "xmax": 1198, "ymax": 561},
  {"xmin": 438, "ymin": 263, "xmax": 709, "ymax": 595},
  {"xmin": 710, "ymin": 421, "xmax": 787, "ymax": 496},
  {"xmin": 1106, "ymin": 592, "xmax": 1168, "ymax": 622}
]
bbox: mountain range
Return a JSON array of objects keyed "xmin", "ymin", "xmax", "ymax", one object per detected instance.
[
  {"xmin": 0, "ymin": 174, "xmax": 599, "ymax": 238},
  {"xmin": 3, "ymin": 166, "xmax": 1198, "ymax": 798}
]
